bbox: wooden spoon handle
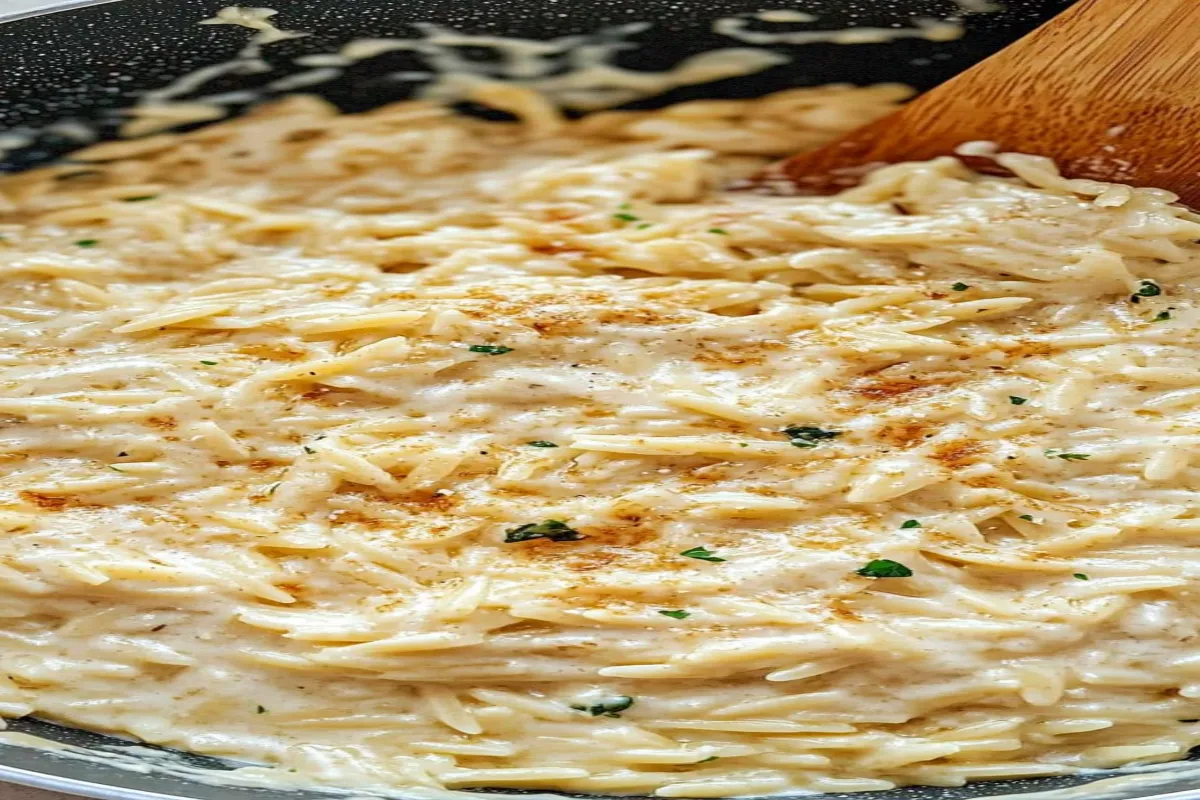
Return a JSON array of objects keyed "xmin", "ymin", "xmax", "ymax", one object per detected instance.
[{"xmin": 779, "ymin": 0, "xmax": 1200, "ymax": 203}]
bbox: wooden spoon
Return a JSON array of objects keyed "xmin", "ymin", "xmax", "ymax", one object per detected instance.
[{"xmin": 773, "ymin": 0, "xmax": 1200, "ymax": 205}]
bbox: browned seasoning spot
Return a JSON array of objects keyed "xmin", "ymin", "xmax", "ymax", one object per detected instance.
[
  {"xmin": 931, "ymin": 439, "xmax": 985, "ymax": 469},
  {"xmin": 236, "ymin": 342, "xmax": 308, "ymax": 361},
  {"xmin": 1002, "ymin": 340, "xmax": 1055, "ymax": 359},
  {"xmin": 849, "ymin": 377, "xmax": 934, "ymax": 402},
  {"xmin": 300, "ymin": 385, "xmax": 334, "ymax": 401},
  {"xmin": 876, "ymin": 422, "xmax": 933, "ymax": 448},
  {"xmin": 146, "ymin": 415, "xmax": 177, "ymax": 430},
  {"xmin": 248, "ymin": 459, "xmax": 278, "ymax": 472},
  {"xmin": 19, "ymin": 491, "xmax": 68, "ymax": 510}
]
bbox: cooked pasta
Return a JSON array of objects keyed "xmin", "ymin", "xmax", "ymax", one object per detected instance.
[{"xmin": 0, "ymin": 80, "xmax": 1198, "ymax": 797}]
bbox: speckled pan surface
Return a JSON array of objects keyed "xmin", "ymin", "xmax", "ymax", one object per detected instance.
[{"xmin": 0, "ymin": 1, "xmax": 1197, "ymax": 799}]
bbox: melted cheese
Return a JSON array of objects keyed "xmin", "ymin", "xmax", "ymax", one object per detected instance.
[{"xmin": 0, "ymin": 83, "xmax": 1199, "ymax": 797}]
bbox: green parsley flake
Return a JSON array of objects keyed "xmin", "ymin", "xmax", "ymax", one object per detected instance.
[
  {"xmin": 1018, "ymin": 514, "xmax": 1034, "ymax": 521},
  {"xmin": 618, "ymin": 203, "xmax": 632, "ymax": 210},
  {"xmin": 527, "ymin": 441, "xmax": 559, "ymax": 448},
  {"xmin": 123, "ymin": 195, "xmax": 158, "ymax": 202},
  {"xmin": 900, "ymin": 519, "xmax": 921, "ymax": 529},
  {"xmin": 658, "ymin": 609, "xmax": 690, "ymax": 619},
  {"xmin": 951, "ymin": 282, "xmax": 970, "ymax": 292},
  {"xmin": 1056, "ymin": 453, "xmax": 1090, "ymax": 461},
  {"xmin": 696, "ymin": 756, "xmax": 719, "ymax": 764},
  {"xmin": 1134, "ymin": 280, "xmax": 1162, "ymax": 298},
  {"xmin": 1154, "ymin": 310, "xmax": 1172, "ymax": 321},
  {"xmin": 1009, "ymin": 396, "xmax": 1028, "ymax": 405},
  {"xmin": 75, "ymin": 239, "xmax": 99, "ymax": 247},
  {"xmin": 303, "ymin": 446, "xmax": 316, "ymax": 455},
  {"xmin": 504, "ymin": 519, "xmax": 583, "ymax": 543},
  {"xmin": 783, "ymin": 426, "xmax": 842, "ymax": 448},
  {"xmin": 680, "ymin": 546, "xmax": 725, "ymax": 562},
  {"xmin": 636, "ymin": 223, "xmax": 653, "ymax": 229},
  {"xmin": 199, "ymin": 360, "xmax": 218, "ymax": 366},
  {"xmin": 265, "ymin": 482, "xmax": 281, "ymax": 496},
  {"xmin": 468, "ymin": 344, "xmax": 513, "ymax": 355},
  {"xmin": 1073, "ymin": 573, "xmax": 1089, "ymax": 580},
  {"xmin": 613, "ymin": 212, "xmax": 640, "ymax": 223},
  {"xmin": 856, "ymin": 559, "xmax": 913, "ymax": 578},
  {"xmin": 573, "ymin": 696, "xmax": 634, "ymax": 718},
  {"xmin": 257, "ymin": 705, "xmax": 267, "ymax": 714},
  {"xmin": 708, "ymin": 228, "xmax": 729, "ymax": 235}
]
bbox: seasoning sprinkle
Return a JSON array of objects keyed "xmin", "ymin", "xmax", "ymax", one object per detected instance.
[
  {"xmin": 74, "ymin": 239, "xmax": 99, "ymax": 247},
  {"xmin": 527, "ymin": 441, "xmax": 559, "ymax": 448},
  {"xmin": 613, "ymin": 212, "xmax": 640, "ymax": 222},
  {"xmin": 900, "ymin": 519, "xmax": 921, "ymax": 529},
  {"xmin": 658, "ymin": 609, "xmax": 690, "ymax": 619},
  {"xmin": 1073, "ymin": 573, "xmax": 1089, "ymax": 580},
  {"xmin": 951, "ymin": 282, "xmax": 970, "ymax": 292},
  {"xmin": 199, "ymin": 360, "xmax": 218, "ymax": 366},
  {"xmin": 468, "ymin": 344, "xmax": 514, "ymax": 355},
  {"xmin": 1009, "ymin": 396, "xmax": 1028, "ymax": 405}
]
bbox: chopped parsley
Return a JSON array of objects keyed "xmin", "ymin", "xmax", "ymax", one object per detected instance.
[
  {"xmin": 951, "ymin": 282, "xmax": 970, "ymax": 292},
  {"xmin": 613, "ymin": 212, "xmax": 640, "ymax": 223},
  {"xmin": 150, "ymin": 624, "xmax": 167, "ymax": 632},
  {"xmin": 199, "ymin": 360, "xmax": 218, "ymax": 366},
  {"xmin": 1018, "ymin": 514, "xmax": 1034, "ymax": 521},
  {"xmin": 107, "ymin": 465, "xmax": 125, "ymax": 472},
  {"xmin": 696, "ymin": 756, "xmax": 719, "ymax": 764},
  {"xmin": 900, "ymin": 519, "xmax": 921, "ymax": 529},
  {"xmin": 468, "ymin": 344, "xmax": 513, "ymax": 355},
  {"xmin": 257, "ymin": 705, "xmax": 267, "ymax": 714},
  {"xmin": 74, "ymin": 239, "xmax": 99, "ymax": 247},
  {"xmin": 708, "ymin": 228, "xmax": 729, "ymax": 235},
  {"xmin": 1073, "ymin": 573, "xmax": 1089, "ymax": 580},
  {"xmin": 680, "ymin": 546, "xmax": 725, "ymax": 562},
  {"xmin": 618, "ymin": 203, "xmax": 632, "ymax": 210},
  {"xmin": 855, "ymin": 559, "xmax": 913, "ymax": 578},
  {"xmin": 782, "ymin": 425, "xmax": 842, "ymax": 448},
  {"xmin": 658, "ymin": 609, "xmax": 690, "ymax": 619},
  {"xmin": 1055, "ymin": 452, "xmax": 1090, "ymax": 461},
  {"xmin": 123, "ymin": 195, "xmax": 158, "ymax": 202},
  {"xmin": 302, "ymin": 445, "xmax": 316, "ymax": 455},
  {"xmin": 527, "ymin": 440, "xmax": 559, "ymax": 448},
  {"xmin": 1133, "ymin": 280, "xmax": 1162, "ymax": 301},
  {"xmin": 572, "ymin": 696, "xmax": 634, "ymax": 718},
  {"xmin": 635, "ymin": 223, "xmax": 653, "ymax": 229},
  {"xmin": 504, "ymin": 519, "xmax": 583, "ymax": 543},
  {"xmin": 1009, "ymin": 396, "xmax": 1028, "ymax": 405},
  {"xmin": 117, "ymin": 451, "xmax": 128, "ymax": 458},
  {"xmin": 1154, "ymin": 310, "xmax": 1172, "ymax": 322},
  {"xmin": 264, "ymin": 482, "xmax": 281, "ymax": 496}
]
